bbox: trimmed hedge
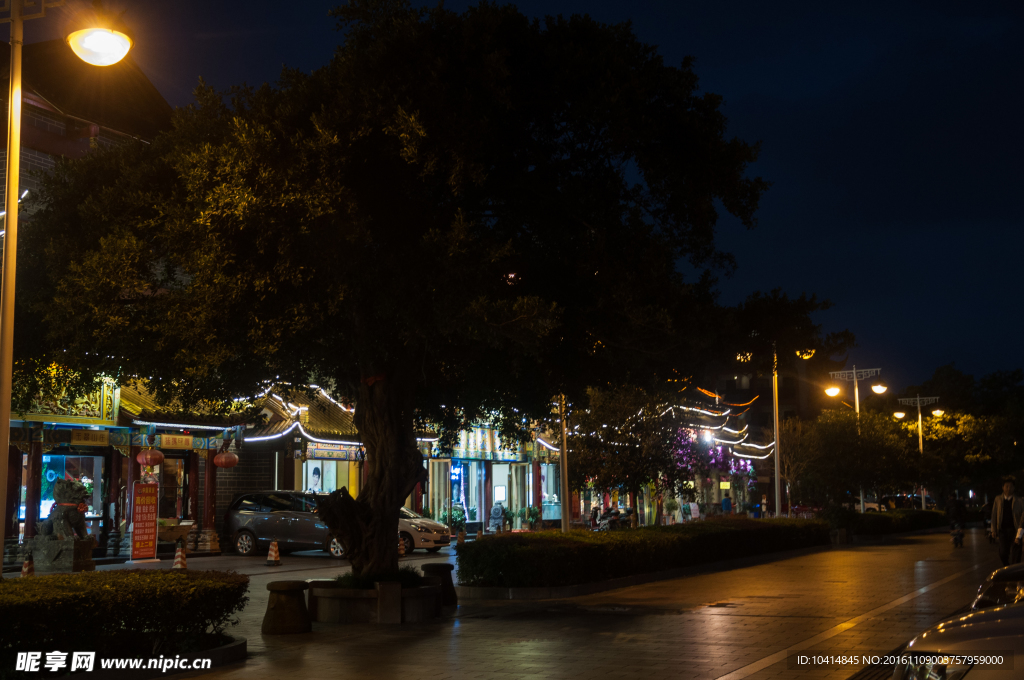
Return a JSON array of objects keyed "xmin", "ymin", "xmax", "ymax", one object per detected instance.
[
  {"xmin": 853, "ymin": 509, "xmax": 948, "ymax": 535},
  {"xmin": 0, "ymin": 569, "xmax": 249, "ymax": 666},
  {"xmin": 455, "ymin": 517, "xmax": 829, "ymax": 588}
]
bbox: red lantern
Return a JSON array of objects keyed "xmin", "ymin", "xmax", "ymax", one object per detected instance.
[
  {"xmin": 213, "ymin": 451, "xmax": 239, "ymax": 468},
  {"xmin": 137, "ymin": 449, "xmax": 164, "ymax": 467}
]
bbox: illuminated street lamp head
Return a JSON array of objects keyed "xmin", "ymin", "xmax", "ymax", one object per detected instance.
[
  {"xmin": 894, "ymin": 411, "xmax": 906, "ymax": 419},
  {"xmin": 64, "ymin": 3, "xmax": 134, "ymax": 66},
  {"xmin": 795, "ymin": 349, "xmax": 815, "ymax": 360},
  {"xmin": 871, "ymin": 383, "xmax": 888, "ymax": 394},
  {"xmin": 825, "ymin": 386, "xmax": 841, "ymax": 397},
  {"xmin": 932, "ymin": 409, "xmax": 945, "ymax": 417}
]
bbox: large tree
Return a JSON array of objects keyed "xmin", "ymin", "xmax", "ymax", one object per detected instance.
[{"xmin": 18, "ymin": 1, "xmax": 767, "ymax": 575}]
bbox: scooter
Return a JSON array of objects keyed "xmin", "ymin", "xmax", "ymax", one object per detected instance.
[{"xmin": 596, "ymin": 507, "xmax": 635, "ymax": 531}]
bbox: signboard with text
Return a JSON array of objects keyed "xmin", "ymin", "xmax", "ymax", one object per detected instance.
[
  {"xmin": 131, "ymin": 483, "xmax": 159, "ymax": 560},
  {"xmin": 70, "ymin": 430, "xmax": 110, "ymax": 446}
]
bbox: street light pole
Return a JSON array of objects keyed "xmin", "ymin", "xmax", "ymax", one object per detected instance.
[
  {"xmin": 0, "ymin": 0, "xmax": 25, "ymax": 547},
  {"xmin": 898, "ymin": 394, "xmax": 939, "ymax": 510},
  {"xmin": 559, "ymin": 394, "xmax": 569, "ymax": 533},
  {"xmin": 0, "ymin": 0, "xmax": 135, "ymax": 551},
  {"xmin": 827, "ymin": 366, "xmax": 883, "ymax": 513},
  {"xmin": 772, "ymin": 347, "xmax": 781, "ymax": 518}
]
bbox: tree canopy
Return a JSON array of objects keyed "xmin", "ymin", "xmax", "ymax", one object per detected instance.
[{"xmin": 17, "ymin": 0, "xmax": 771, "ymax": 573}]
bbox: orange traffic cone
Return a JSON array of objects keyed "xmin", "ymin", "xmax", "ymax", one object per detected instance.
[
  {"xmin": 172, "ymin": 539, "xmax": 187, "ymax": 570},
  {"xmin": 266, "ymin": 540, "xmax": 281, "ymax": 566},
  {"xmin": 20, "ymin": 553, "xmax": 33, "ymax": 578},
  {"xmin": 398, "ymin": 534, "xmax": 405, "ymax": 557}
]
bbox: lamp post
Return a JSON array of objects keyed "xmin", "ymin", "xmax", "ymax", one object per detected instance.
[
  {"xmin": 897, "ymin": 395, "xmax": 940, "ymax": 510},
  {"xmin": 0, "ymin": 0, "xmax": 133, "ymax": 555},
  {"xmin": 559, "ymin": 394, "xmax": 569, "ymax": 533},
  {"xmin": 825, "ymin": 366, "xmax": 886, "ymax": 513},
  {"xmin": 771, "ymin": 347, "xmax": 815, "ymax": 518}
]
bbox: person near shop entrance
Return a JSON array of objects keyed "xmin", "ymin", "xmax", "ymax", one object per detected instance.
[
  {"xmin": 991, "ymin": 480, "xmax": 1024, "ymax": 566},
  {"xmin": 721, "ymin": 493, "xmax": 732, "ymax": 515}
]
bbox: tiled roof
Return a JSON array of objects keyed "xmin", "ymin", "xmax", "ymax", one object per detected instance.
[
  {"xmin": 118, "ymin": 382, "xmax": 253, "ymax": 428},
  {"xmin": 0, "ymin": 39, "xmax": 172, "ymax": 140}
]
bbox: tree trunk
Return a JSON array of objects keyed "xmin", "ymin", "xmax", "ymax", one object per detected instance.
[{"xmin": 318, "ymin": 369, "xmax": 425, "ymax": 576}]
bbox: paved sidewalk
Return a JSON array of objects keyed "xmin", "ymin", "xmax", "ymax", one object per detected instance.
[{"xmin": 174, "ymin": 528, "xmax": 999, "ymax": 680}]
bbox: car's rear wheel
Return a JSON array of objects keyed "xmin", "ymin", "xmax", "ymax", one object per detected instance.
[
  {"xmin": 234, "ymin": 530, "xmax": 257, "ymax": 556},
  {"xmin": 326, "ymin": 536, "xmax": 344, "ymax": 558},
  {"xmin": 399, "ymin": 532, "xmax": 415, "ymax": 555}
]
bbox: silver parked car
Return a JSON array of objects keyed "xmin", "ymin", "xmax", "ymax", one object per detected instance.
[
  {"xmin": 972, "ymin": 564, "xmax": 1024, "ymax": 611},
  {"xmin": 224, "ymin": 491, "xmax": 342, "ymax": 557},
  {"xmin": 893, "ymin": 603, "xmax": 1024, "ymax": 679},
  {"xmin": 224, "ymin": 491, "xmax": 450, "ymax": 557}
]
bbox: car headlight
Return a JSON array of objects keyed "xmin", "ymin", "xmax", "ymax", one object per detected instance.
[
  {"xmin": 410, "ymin": 524, "xmax": 430, "ymax": 533},
  {"xmin": 894, "ymin": 655, "xmax": 972, "ymax": 680}
]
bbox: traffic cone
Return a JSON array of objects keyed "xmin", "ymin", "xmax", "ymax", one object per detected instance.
[
  {"xmin": 398, "ymin": 534, "xmax": 405, "ymax": 557},
  {"xmin": 172, "ymin": 539, "xmax": 187, "ymax": 570},
  {"xmin": 266, "ymin": 540, "xmax": 281, "ymax": 566},
  {"xmin": 20, "ymin": 553, "xmax": 33, "ymax": 578}
]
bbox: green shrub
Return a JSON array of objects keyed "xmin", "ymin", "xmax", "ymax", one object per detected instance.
[
  {"xmin": 820, "ymin": 504, "xmax": 859, "ymax": 530},
  {"xmin": 335, "ymin": 565, "xmax": 424, "ymax": 590},
  {"xmin": 440, "ymin": 506, "xmax": 466, "ymax": 532},
  {"xmin": 853, "ymin": 509, "xmax": 947, "ymax": 535},
  {"xmin": 0, "ymin": 569, "xmax": 249, "ymax": 668},
  {"xmin": 455, "ymin": 517, "xmax": 829, "ymax": 588}
]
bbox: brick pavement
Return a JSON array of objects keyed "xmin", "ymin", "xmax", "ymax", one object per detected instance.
[{"xmin": 165, "ymin": 528, "xmax": 999, "ymax": 680}]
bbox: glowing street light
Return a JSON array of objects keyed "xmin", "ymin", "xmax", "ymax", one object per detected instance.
[
  {"xmin": 894, "ymin": 411, "xmax": 907, "ymax": 419},
  {"xmin": 898, "ymin": 394, "xmax": 940, "ymax": 509},
  {"xmin": 826, "ymin": 365, "xmax": 883, "ymax": 512},
  {"xmin": 0, "ymin": 0, "xmax": 136, "ymax": 558}
]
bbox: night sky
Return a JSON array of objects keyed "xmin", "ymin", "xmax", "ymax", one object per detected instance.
[{"xmin": 20, "ymin": 1, "xmax": 1024, "ymax": 390}]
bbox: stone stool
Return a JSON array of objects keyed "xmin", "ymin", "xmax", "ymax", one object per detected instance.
[
  {"xmin": 262, "ymin": 581, "xmax": 311, "ymax": 635},
  {"xmin": 421, "ymin": 562, "xmax": 457, "ymax": 607}
]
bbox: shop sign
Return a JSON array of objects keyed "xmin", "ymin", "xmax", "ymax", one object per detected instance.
[
  {"xmin": 450, "ymin": 466, "xmax": 462, "ymax": 481},
  {"xmin": 70, "ymin": 430, "xmax": 109, "ymax": 446},
  {"xmin": 160, "ymin": 434, "xmax": 193, "ymax": 449},
  {"xmin": 307, "ymin": 443, "xmax": 360, "ymax": 460},
  {"xmin": 689, "ymin": 502, "xmax": 701, "ymax": 520},
  {"xmin": 719, "ymin": 481, "xmax": 731, "ymax": 490},
  {"xmin": 131, "ymin": 483, "xmax": 159, "ymax": 560}
]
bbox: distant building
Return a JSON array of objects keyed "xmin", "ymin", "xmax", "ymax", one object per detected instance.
[{"xmin": 0, "ymin": 37, "xmax": 171, "ymax": 208}]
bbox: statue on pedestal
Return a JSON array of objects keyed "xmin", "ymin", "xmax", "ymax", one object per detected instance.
[{"xmin": 31, "ymin": 479, "xmax": 96, "ymax": 573}]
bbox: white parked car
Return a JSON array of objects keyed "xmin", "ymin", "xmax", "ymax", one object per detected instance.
[{"xmin": 398, "ymin": 506, "xmax": 450, "ymax": 554}]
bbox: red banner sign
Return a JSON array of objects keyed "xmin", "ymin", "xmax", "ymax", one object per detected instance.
[{"xmin": 131, "ymin": 483, "xmax": 159, "ymax": 560}]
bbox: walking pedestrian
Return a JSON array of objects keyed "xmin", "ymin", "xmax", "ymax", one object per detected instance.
[
  {"xmin": 721, "ymin": 493, "xmax": 732, "ymax": 515},
  {"xmin": 991, "ymin": 480, "xmax": 1024, "ymax": 566}
]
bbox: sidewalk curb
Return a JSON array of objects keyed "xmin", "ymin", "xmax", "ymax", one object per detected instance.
[{"xmin": 455, "ymin": 544, "xmax": 832, "ymax": 601}]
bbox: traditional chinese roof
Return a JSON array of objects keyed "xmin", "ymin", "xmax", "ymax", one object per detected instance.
[{"xmin": 118, "ymin": 382, "xmax": 254, "ymax": 429}]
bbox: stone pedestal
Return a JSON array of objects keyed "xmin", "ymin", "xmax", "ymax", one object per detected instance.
[
  {"xmin": 197, "ymin": 528, "xmax": 220, "ymax": 552},
  {"xmin": 29, "ymin": 537, "xmax": 96, "ymax": 573},
  {"xmin": 187, "ymin": 525, "xmax": 201, "ymax": 552},
  {"xmin": 105, "ymin": 531, "xmax": 122, "ymax": 557},
  {"xmin": 120, "ymin": 530, "xmax": 133, "ymax": 556}
]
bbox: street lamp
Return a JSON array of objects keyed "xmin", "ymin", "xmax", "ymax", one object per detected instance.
[
  {"xmin": 0, "ymin": 0, "xmax": 134, "ymax": 555},
  {"xmin": 897, "ymin": 395, "xmax": 940, "ymax": 510},
  {"xmin": 825, "ymin": 365, "xmax": 883, "ymax": 513},
  {"xmin": 771, "ymin": 346, "xmax": 814, "ymax": 518}
]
